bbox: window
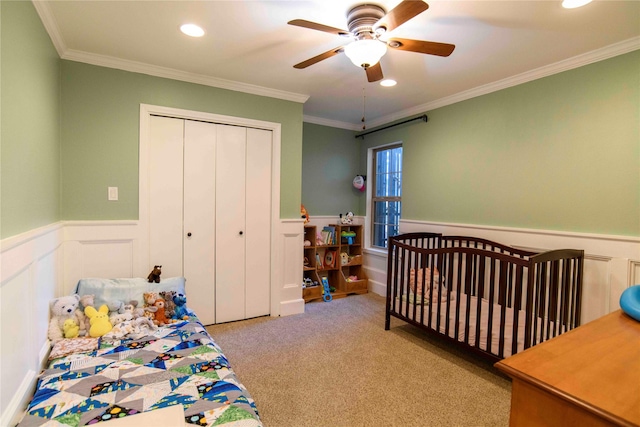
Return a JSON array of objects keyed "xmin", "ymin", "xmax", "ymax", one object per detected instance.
[{"xmin": 371, "ymin": 144, "xmax": 402, "ymax": 249}]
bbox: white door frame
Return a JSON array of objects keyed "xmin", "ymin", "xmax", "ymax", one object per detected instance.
[{"xmin": 139, "ymin": 104, "xmax": 282, "ymax": 317}]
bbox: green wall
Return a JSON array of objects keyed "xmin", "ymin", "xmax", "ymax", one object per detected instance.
[
  {"xmin": 61, "ymin": 61, "xmax": 303, "ymax": 220},
  {"xmin": 301, "ymin": 123, "xmax": 362, "ymax": 217},
  {"xmin": 354, "ymin": 50, "xmax": 640, "ymax": 237},
  {"xmin": 1, "ymin": 1, "xmax": 61, "ymax": 239}
]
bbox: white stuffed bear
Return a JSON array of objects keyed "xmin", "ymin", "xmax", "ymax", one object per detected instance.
[{"xmin": 48, "ymin": 294, "xmax": 84, "ymax": 343}]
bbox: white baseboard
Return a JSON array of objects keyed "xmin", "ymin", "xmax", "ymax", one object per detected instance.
[
  {"xmin": 1, "ymin": 369, "xmax": 36, "ymax": 427},
  {"xmin": 279, "ymin": 298, "xmax": 305, "ymax": 316}
]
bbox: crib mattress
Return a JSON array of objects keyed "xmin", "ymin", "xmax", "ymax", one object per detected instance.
[{"xmin": 394, "ymin": 293, "xmax": 548, "ymax": 358}]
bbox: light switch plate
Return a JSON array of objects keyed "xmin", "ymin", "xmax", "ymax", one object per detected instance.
[{"xmin": 108, "ymin": 187, "xmax": 118, "ymax": 201}]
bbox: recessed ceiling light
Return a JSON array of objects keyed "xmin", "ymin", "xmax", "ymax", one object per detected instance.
[
  {"xmin": 562, "ymin": 0, "xmax": 592, "ymax": 9},
  {"xmin": 380, "ymin": 79, "xmax": 397, "ymax": 87},
  {"xmin": 180, "ymin": 24, "xmax": 205, "ymax": 37}
]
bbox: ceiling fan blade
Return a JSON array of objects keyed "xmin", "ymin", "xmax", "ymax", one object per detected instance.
[
  {"xmin": 373, "ymin": 0, "xmax": 429, "ymax": 33},
  {"xmin": 366, "ymin": 62, "xmax": 384, "ymax": 83},
  {"xmin": 293, "ymin": 46, "xmax": 345, "ymax": 69},
  {"xmin": 388, "ymin": 38, "xmax": 455, "ymax": 57},
  {"xmin": 288, "ymin": 19, "xmax": 350, "ymax": 37}
]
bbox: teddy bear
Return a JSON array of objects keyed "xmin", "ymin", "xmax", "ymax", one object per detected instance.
[
  {"xmin": 172, "ymin": 293, "xmax": 190, "ymax": 320},
  {"xmin": 48, "ymin": 294, "xmax": 84, "ymax": 343},
  {"xmin": 85, "ymin": 304, "xmax": 113, "ymax": 338},
  {"xmin": 147, "ymin": 265, "xmax": 162, "ymax": 283},
  {"xmin": 63, "ymin": 318, "xmax": 80, "ymax": 339}
]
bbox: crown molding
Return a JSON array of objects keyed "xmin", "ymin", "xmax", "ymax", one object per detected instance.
[
  {"xmin": 62, "ymin": 49, "xmax": 310, "ymax": 103},
  {"xmin": 32, "ymin": 0, "xmax": 67, "ymax": 57},
  {"xmin": 32, "ymin": 1, "xmax": 309, "ymax": 104},
  {"xmin": 32, "ymin": 0, "xmax": 638, "ymax": 126},
  {"xmin": 365, "ymin": 36, "xmax": 640, "ymax": 129},
  {"xmin": 303, "ymin": 115, "xmax": 361, "ymax": 131}
]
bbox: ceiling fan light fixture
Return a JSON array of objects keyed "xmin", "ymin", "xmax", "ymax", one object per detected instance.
[
  {"xmin": 344, "ymin": 39, "xmax": 387, "ymax": 68},
  {"xmin": 561, "ymin": 0, "xmax": 592, "ymax": 8},
  {"xmin": 180, "ymin": 23, "xmax": 205, "ymax": 37},
  {"xmin": 380, "ymin": 79, "xmax": 397, "ymax": 87}
]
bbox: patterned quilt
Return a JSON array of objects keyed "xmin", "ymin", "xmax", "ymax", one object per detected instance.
[{"xmin": 17, "ymin": 320, "xmax": 262, "ymax": 427}]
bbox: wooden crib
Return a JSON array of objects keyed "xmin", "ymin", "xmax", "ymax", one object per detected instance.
[{"xmin": 385, "ymin": 233, "xmax": 584, "ymax": 362}]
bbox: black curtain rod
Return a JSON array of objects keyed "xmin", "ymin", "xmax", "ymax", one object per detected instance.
[{"xmin": 355, "ymin": 114, "xmax": 428, "ymax": 139}]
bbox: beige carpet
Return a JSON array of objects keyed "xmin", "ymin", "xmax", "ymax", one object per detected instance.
[{"xmin": 206, "ymin": 293, "xmax": 511, "ymax": 427}]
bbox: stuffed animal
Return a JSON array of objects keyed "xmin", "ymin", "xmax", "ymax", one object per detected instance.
[
  {"xmin": 63, "ymin": 318, "xmax": 80, "ymax": 339},
  {"xmin": 85, "ymin": 304, "xmax": 113, "ymax": 338},
  {"xmin": 77, "ymin": 294, "xmax": 95, "ymax": 336},
  {"xmin": 173, "ymin": 293, "xmax": 190, "ymax": 320},
  {"xmin": 152, "ymin": 299, "xmax": 174, "ymax": 326},
  {"xmin": 109, "ymin": 311, "xmax": 133, "ymax": 326},
  {"xmin": 122, "ymin": 300, "xmax": 145, "ymax": 319},
  {"xmin": 300, "ymin": 204, "xmax": 310, "ymax": 224},
  {"xmin": 48, "ymin": 294, "xmax": 84, "ymax": 343},
  {"xmin": 147, "ymin": 265, "xmax": 162, "ymax": 283},
  {"xmin": 142, "ymin": 292, "xmax": 159, "ymax": 322},
  {"xmin": 159, "ymin": 291, "xmax": 176, "ymax": 318}
]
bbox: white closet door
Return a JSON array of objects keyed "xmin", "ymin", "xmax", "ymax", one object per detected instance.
[
  {"xmin": 215, "ymin": 125, "xmax": 247, "ymax": 323},
  {"xmin": 183, "ymin": 120, "xmax": 217, "ymax": 325},
  {"xmin": 245, "ymin": 128, "xmax": 272, "ymax": 318},
  {"xmin": 148, "ymin": 116, "xmax": 184, "ymax": 278}
]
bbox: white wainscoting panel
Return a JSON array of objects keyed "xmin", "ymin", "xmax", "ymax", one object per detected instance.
[
  {"xmin": 278, "ymin": 219, "xmax": 305, "ymax": 316},
  {"xmin": 372, "ymin": 219, "xmax": 640, "ymax": 325},
  {"xmin": 63, "ymin": 221, "xmax": 139, "ymax": 295},
  {"xmin": 1, "ymin": 223, "xmax": 63, "ymax": 427}
]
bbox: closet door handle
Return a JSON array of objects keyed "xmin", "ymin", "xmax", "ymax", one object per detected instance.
[
  {"xmin": 187, "ymin": 232, "xmax": 192, "ymax": 237},
  {"xmin": 239, "ymin": 231, "xmax": 244, "ymax": 235}
]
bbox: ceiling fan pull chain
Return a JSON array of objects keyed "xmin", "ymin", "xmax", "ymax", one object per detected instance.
[{"xmin": 362, "ymin": 87, "xmax": 366, "ymax": 130}]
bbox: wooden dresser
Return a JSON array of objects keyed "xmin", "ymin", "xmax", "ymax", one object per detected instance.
[{"xmin": 495, "ymin": 310, "xmax": 640, "ymax": 426}]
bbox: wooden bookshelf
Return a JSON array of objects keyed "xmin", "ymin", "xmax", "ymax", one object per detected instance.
[{"xmin": 302, "ymin": 224, "xmax": 368, "ymax": 303}]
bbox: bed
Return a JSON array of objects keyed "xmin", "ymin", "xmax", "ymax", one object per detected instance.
[
  {"xmin": 17, "ymin": 277, "xmax": 262, "ymax": 427},
  {"xmin": 385, "ymin": 233, "xmax": 584, "ymax": 362}
]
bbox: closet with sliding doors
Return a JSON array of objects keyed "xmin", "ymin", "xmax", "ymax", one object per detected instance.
[{"xmin": 147, "ymin": 115, "xmax": 271, "ymax": 325}]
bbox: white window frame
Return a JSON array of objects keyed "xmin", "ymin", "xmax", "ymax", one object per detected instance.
[{"xmin": 364, "ymin": 141, "xmax": 402, "ymax": 253}]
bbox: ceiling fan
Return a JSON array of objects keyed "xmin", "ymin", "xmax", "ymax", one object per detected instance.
[{"xmin": 288, "ymin": 0, "xmax": 455, "ymax": 83}]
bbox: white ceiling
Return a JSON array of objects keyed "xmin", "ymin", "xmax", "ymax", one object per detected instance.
[{"xmin": 34, "ymin": 0, "xmax": 640, "ymax": 129}]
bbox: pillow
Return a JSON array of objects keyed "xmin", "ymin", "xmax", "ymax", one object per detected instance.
[
  {"xmin": 49, "ymin": 337, "xmax": 98, "ymax": 361},
  {"xmin": 409, "ymin": 267, "xmax": 441, "ymax": 296},
  {"xmin": 75, "ymin": 277, "xmax": 186, "ymax": 309}
]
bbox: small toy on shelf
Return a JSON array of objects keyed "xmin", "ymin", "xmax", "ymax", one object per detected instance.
[
  {"xmin": 341, "ymin": 230, "xmax": 356, "ymax": 244},
  {"xmin": 341, "ymin": 252, "xmax": 350, "ymax": 265},
  {"xmin": 339, "ymin": 212, "xmax": 354, "ymax": 224},
  {"xmin": 301, "ymin": 204, "xmax": 310, "ymax": 224},
  {"xmin": 347, "ymin": 275, "xmax": 359, "ymax": 282}
]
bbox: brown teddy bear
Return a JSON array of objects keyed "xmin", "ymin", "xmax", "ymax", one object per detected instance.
[{"xmin": 147, "ymin": 265, "xmax": 162, "ymax": 283}]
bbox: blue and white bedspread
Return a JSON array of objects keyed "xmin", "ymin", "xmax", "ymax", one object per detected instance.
[{"xmin": 17, "ymin": 319, "xmax": 262, "ymax": 427}]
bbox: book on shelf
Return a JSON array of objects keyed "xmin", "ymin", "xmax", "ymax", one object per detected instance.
[{"xmin": 321, "ymin": 226, "xmax": 336, "ymax": 245}]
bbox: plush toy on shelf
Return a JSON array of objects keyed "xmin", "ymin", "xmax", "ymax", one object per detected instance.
[
  {"xmin": 85, "ymin": 304, "xmax": 113, "ymax": 338},
  {"xmin": 48, "ymin": 294, "xmax": 84, "ymax": 343}
]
